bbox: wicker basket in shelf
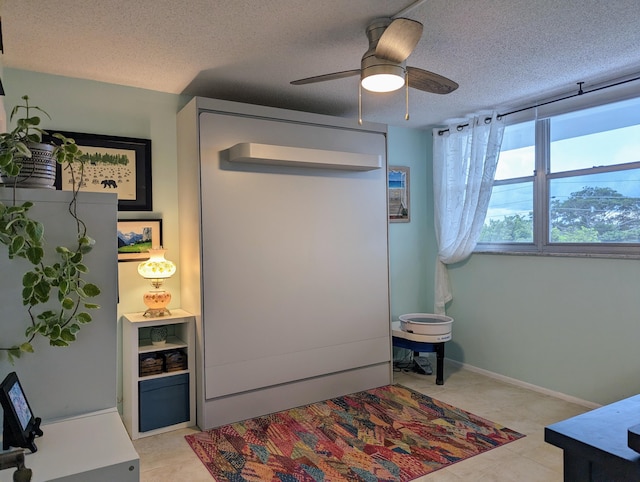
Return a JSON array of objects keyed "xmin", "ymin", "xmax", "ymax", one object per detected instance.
[
  {"xmin": 165, "ymin": 350, "xmax": 188, "ymax": 372},
  {"xmin": 139, "ymin": 353, "xmax": 164, "ymax": 377}
]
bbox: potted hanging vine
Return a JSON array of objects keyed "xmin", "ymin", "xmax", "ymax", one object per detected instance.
[{"xmin": 0, "ymin": 95, "xmax": 101, "ymax": 363}]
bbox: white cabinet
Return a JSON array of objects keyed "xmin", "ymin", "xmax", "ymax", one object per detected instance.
[
  {"xmin": 122, "ymin": 309, "xmax": 196, "ymax": 440},
  {"xmin": 0, "ymin": 409, "xmax": 139, "ymax": 482},
  {"xmin": 0, "ymin": 189, "xmax": 118, "ymax": 422},
  {"xmin": 177, "ymin": 97, "xmax": 392, "ymax": 429}
]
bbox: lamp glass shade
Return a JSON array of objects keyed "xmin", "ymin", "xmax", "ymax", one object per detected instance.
[{"xmin": 137, "ymin": 248, "xmax": 176, "ymax": 280}]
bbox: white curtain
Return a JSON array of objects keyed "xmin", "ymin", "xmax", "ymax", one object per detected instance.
[{"xmin": 432, "ymin": 112, "xmax": 505, "ymax": 314}]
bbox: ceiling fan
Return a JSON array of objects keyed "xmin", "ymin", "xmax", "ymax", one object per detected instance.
[{"xmin": 291, "ymin": 16, "xmax": 459, "ymax": 123}]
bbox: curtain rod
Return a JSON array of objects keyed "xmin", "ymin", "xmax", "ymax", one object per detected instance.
[{"xmin": 436, "ymin": 74, "xmax": 640, "ymax": 135}]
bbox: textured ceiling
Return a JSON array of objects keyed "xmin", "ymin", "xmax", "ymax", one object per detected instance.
[{"xmin": 1, "ymin": 0, "xmax": 640, "ymax": 128}]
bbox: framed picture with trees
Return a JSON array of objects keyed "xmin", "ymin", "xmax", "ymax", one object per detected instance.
[
  {"xmin": 117, "ymin": 219, "xmax": 163, "ymax": 262},
  {"xmin": 48, "ymin": 131, "xmax": 152, "ymax": 211}
]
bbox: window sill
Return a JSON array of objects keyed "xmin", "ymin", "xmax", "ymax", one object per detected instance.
[{"xmin": 473, "ymin": 249, "xmax": 640, "ymax": 260}]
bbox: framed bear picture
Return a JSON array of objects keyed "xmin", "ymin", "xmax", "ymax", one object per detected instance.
[{"xmin": 48, "ymin": 131, "xmax": 152, "ymax": 211}]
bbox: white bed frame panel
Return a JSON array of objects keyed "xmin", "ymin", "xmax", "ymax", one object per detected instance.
[{"xmin": 178, "ymin": 98, "xmax": 391, "ymax": 428}]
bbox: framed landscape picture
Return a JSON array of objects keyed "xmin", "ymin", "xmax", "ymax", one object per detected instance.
[
  {"xmin": 388, "ymin": 166, "xmax": 410, "ymax": 223},
  {"xmin": 48, "ymin": 131, "xmax": 152, "ymax": 211},
  {"xmin": 117, "ymin": 219, "xmax": 162, "ymax": 262}
]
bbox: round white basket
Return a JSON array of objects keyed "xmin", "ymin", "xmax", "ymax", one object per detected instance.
[{"xmin": 398, "ymin": 313, "xmax": 453, "ymax": 336}]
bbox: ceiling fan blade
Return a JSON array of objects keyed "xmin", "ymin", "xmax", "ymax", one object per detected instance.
[
  {"xmin": 375, "ymin": 18, "xmax": 423, "ymax": 63},
  {"xmin": 407, "ymin": 67, "xmax": 459, "ymax": 94},
  {"xmin": 290, "ymin": 69, "xmax": 361, "ymax": 85}
]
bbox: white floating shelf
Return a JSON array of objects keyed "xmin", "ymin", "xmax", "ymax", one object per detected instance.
[{"xmin": 227, "ymin": 142, "xmax": 381, "ymax": 171}]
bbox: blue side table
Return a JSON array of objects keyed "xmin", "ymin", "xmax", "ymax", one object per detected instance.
[
  {"xmin": 545, "ymin": 394, "xmax": 640, "ymax": 480},
  {"xmin": 391, "ymin": 321, "xmax": 447, "ymax": 385}
]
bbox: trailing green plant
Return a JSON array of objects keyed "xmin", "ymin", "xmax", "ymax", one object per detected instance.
[
  {"xmin": 0, "ymin": 95, "xmax": 101, "ymax": 363},
  {"xmin": 0, "ymin": 95, "xmax": 50, "ymax": 177}
]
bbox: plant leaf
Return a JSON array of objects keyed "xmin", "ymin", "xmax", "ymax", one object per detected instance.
[
  {"xmin": 60, "ymin": 329, "xmax": 76, "ymax": 342},
  {"xmin": 50, "ymin": 324, "xmax": 61, "ymax": 339},
  {"xmin": 59, "ymin": 279, "xmax": 69, "ymax": 295},
  {"xmin": 20, "ymin": 342, "xmax": 34, "ymax": 353},
  {"xmin": 22, "ymin": 288, "xmax": 34, "ymax": 305},
  {"xmin": 25, "ymin": 246, "xmax": 44, "ymax": 264},
  {"xmin": 10, "ymin": 235, "xmax": 25, "ymax": 255},
  {"xmin": 37, "ymin": 310, "xmax": 57, "ymax": 321},
  {"xmin": 83, "ymin": 283, "xmax": 101, "ymax": 297},
  {"xmin": 76, "ymin": 312, "xmax": 92, "ymax": 324},
  {"xmin": 34, "ymin": 280, "xmax": 50, "ymax": 302},
  {"xmin": 0, "ymin": 151, "xmax": 12, "ymax": 167},
  {"xmin": 15, "ymin": 142, "xmax": 31, "ymax": 157},
  {"xmin": 22, "ymin": 271, "xmax": 39, "ymax": 287},
  {"xmin": 26, "ymin": 220, "xmax": 44, "ymax": 243}
]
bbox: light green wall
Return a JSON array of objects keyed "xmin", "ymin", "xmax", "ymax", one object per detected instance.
[
  {"xmin": 7, "ymin": 69, "xmax": 636, "ymax": 408},
  {"xmin": 445, "ymin": 253, "xmax": 640, "ymax": 405},
  {"xmin": 387, "ymin": 126, "xmax": 434, "ymax": 318}
]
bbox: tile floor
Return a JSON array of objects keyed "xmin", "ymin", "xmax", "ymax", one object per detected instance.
[{"xmin": 133, "ymin": 360, "xmax": 590, "ymax": 481}]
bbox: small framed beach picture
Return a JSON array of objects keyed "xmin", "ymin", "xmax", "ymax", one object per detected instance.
[
  {"xmin": 117, "ymin": 219, "xmax": 162, "ymax": 262},
  {"xmin": 388, "ymin": 166, "xmax": 410, "ymax": 223}
]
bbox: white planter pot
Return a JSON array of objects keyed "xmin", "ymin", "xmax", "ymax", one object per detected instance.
[{"xmin": 0, "ymin": 142, "xmax": 56, "ymax": 189}]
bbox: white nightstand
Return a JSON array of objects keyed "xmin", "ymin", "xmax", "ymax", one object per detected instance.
[{"xmin": 121, "ymin": 309, "xmax": 196, "ymax": 440}]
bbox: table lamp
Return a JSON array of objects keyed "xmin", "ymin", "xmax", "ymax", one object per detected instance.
[{"xmin": 137, "ymin": 248, "xmax": 176, "ymax": 317}]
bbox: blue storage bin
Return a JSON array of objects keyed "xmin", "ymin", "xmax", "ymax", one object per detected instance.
[{"xmin": 139, "ymin": 373, "xmax": 189, "ymax": 432}]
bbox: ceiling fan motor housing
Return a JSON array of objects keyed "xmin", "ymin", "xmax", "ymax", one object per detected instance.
[
  {"xmin": 360, "ymin": 54, "xmax": 406, "ymax": 88},
  {"xmin": 361, "ymin": 18, "xmax": 406, "ymax": 91},
  {"xmin": 366, "ymin": 18, "xmax": 393, "ymax": 45}
]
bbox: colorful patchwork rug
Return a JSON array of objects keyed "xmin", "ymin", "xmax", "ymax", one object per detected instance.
[{"xmin": 185, "ymin": 384, "xmax": 524, "ymax": 481}]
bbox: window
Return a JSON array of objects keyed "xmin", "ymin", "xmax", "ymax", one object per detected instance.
[{"xmin": 477, "ymin": 95, "xmax": 640, "ymax": 256}]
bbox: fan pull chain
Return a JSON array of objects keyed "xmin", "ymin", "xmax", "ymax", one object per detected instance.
[
  {"xmin": 405, "ymin": 75, "xmax": 410, "ymax": 121},
  {"xmin": 358, "ymin": 82, "xmax": 363, "ymax": 125}
]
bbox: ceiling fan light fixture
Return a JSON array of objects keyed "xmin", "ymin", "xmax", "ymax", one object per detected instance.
[
  {"xmin": 361, "ymin": 62, "xmax": 405, "ymax": 92},
  {"xmin": 361, "ymin": 72, "xmax": 405, "ymax": 92}
]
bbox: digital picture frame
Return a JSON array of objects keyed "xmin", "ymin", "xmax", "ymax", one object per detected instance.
[{"xmin": 0, "ymin": 372, "xmax": 43, "ymax": 453}]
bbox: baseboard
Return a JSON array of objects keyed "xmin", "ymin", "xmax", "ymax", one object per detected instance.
[{"xmin": 446, "ymin": 358, "xmax": 601, "ymax": 409}]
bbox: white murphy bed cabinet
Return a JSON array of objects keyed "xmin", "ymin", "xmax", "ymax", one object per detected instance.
[
  {"xmin": 177, "ymin": 97, "xmax": 392, "ymax": 429},
  {"xmin": 0, "ymin": 189, "xmax": 138, "ymax": 481}
]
